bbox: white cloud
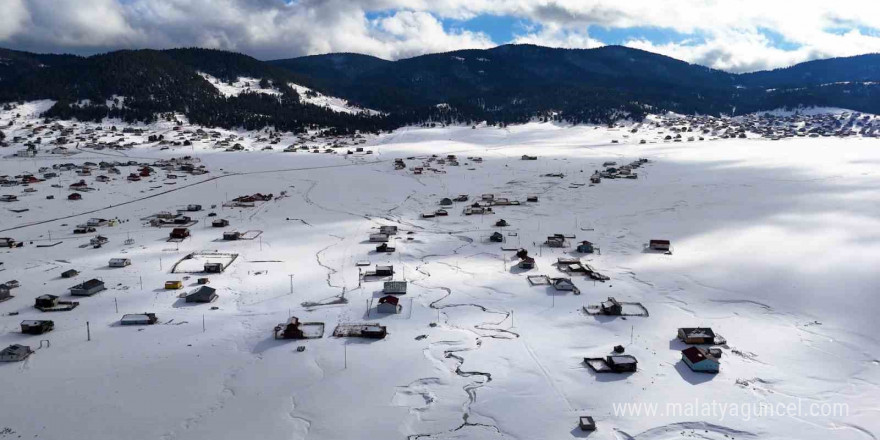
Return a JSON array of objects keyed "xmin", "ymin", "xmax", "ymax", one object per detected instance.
[
  {"xmin": 511, "ymin": 24, "xmax": 603, "ymax": 50},
  {"xmin": 1, "ymin": 0, "xmax": 880, "ymax": 71}
]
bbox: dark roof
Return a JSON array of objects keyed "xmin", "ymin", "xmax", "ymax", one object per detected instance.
[
  {"xmin": 379, "ymin": 295, "xmax": 399, "ymax": 305},
  {"xmin": 682, "ymin": 346, "xmax": 715, "ymax": 363},
  {"xmin": 73, "ymin": 278, "xmax": 104, "ymax": 290}
]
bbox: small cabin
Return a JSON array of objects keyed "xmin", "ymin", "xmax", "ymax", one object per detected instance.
[
  {"xmin": 204, "ymin": 262, "xmax": 224, "ymax": 273},
  {"xmin": 383, "ymin": 281, "xmax": 407, "ymax": 295},
  {"xmin": 518, "ymin": 257, "xmax": 536, "ymax": 269},
  {"xmin": 21, "ymin": 320, "xmax": 54, "ymax": 335},
  {"xmin": 376, "ymin": 242, "xmax": 395, "ymax": 253},
  {"xmin": 606, "ymin": 354, "xmax": 638, "ymax": 372},
  {"xmin": 553, "ymin": 278, "xmax": 575, "ymax": 291},
  {"xmin": 379, "ymin": 226, "xmax": 398, "ymax": 235},
  {"xmin": 35, "ymin": 294, "xmax": 59, "ymax": 309},
  {"xmin": 361, "ymin": 324, "xmax": 387, "ymax": 339},
  {"xmin": 108, "ymin": 258, "xmax": 131, "ymax": 268},
  {"xmin": 0, "ymin": 344, "xmax": 33, "ymax": 362},
  {"xmin": 212, "ymin": 218, "xmax": 229, "ymax": 228},
  {"xmin": 61, "ymin": 269, "xmax": 79, "ymax": 279},
  {"xmin": 489, "ymin": 232, "xmax": 504, "ymax": 243},
  {"xmin": 186, "ymin": 286, "xmax": 218, "ymax": 303},
  {"xmin": 222, "ymin": 231, "xmax": 241, "ymax": 241},
  {"xmin": 546, "ymin": 235, "xmax": 567, "ymax": 248},
  {"xmin": 576, "ymin": 241, "xmax": 594, "ymax": 253},
  {"xmin": 165, "ymin": 280, "xmax": 183, "ymax": 290},
  {"xmin": 682, "ymin": 346, "xmax": 720, "ymax": 373},
  {"xmin": 374, "ymin": 265, "xmax": 394, "ymax": 277},
  {"xmin": 600, "ymin": 297, "xmax": 622, "ymax": 315},
  {"xmin": 649, "ymin": 239, "xmax": 671, "ymax": 251},
  {"xmin": 70, "ymin": 278, "xmax": 106, "ymax": 296},
  {"xmin": 439, "ymin": 198, "xmax": 453, "ymax": 206},
  {"xmin": 68, "ymin": 193, "xmax": 82, "ymax": 200},
  {"xmin": 186, "ymin": 204, "xmax": 202, "ymax": 211},
  {"xmin": 369, "ymin": 233, "xmax": 389, "ymax": 243},
  {"xmin": 170, "ymin": 228, "xmax": 190, "ymax": 239},
  {"xmin": 678, "ymin": 328, "xmax": 716, "ymax": 344},
  {"xmin": 121, "ymin": 313, "xmax": 158, "ymax": 326},
  {"xmin": 495, "ymin": 219, "xmax": 509, "ymax": 227},
  {"xmin": 377, "ymin": 295, "xmax": 401, "ymax": 314},
  {"xmin": 578, "ymin": 416, "xmax": 596, "ymax": 431}
]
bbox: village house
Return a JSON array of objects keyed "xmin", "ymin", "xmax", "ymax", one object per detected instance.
[
  {"xmin": 21, "ymin": 320, "xmax": 54, "ymax": 335},
  {"xmin": 379, "ymin": 226, "xmax": 398, "ymax": 235},
  {"xmin": 90, "ymin": 236, "xmax": 109, "ymax": 247},
  {"xmin": 68, "ymin": 192, "xmax": 82, "ymax": 200},
  {"xmin": 0, "ymin": 344, "xmax": 33, "ymax": 362},
  {"xmin": 121, "ymin": 313, "xmax": 158, "ymax": 326},
  {"xmin": 681, "ymin": 346, "xmax": 720, "ymax": 373},
  {"xmin": 600, "ymin": 297, "xmax": 623, "ymax": 315},
  {"xmin": 495, "ymin": 219, "xmax": 509, "ymax": 227},
  {"xmin": 678, "ymin": 328, "xmax": 716, "ymax": 344},
  {"xmin": 578, "ymin": 416, "xmax": 597, "ymax": 432},
  {"xmin": 70, "ymin": 278, "xmax": 106, "ymax": 296},
  {"xmin": 0, "ymin": 195, "xmax": 18, "ymax": 202},
  {"xmin": 377, "ymin": 295, "xmax": 402, "ymax": 314},
  {"xmin": 212, "ymin": 218, "xmax": 229, "ymax": 227},
  {"xmin": 553, "ymin": 278, "xmax": 575, "ymax": 291},
  {"xmin": 576, "ymin": 241, "xmax": 595, "ymax": 253},
  {"xmin": 375, "ymin": 242, "xmax": 395, "ymax": 253},
  {"xmin": 374, "ymin": 265, "xmax": 394, "ymax": 277},
  {"xmin": 222, "ymin": 231, "xmax": 241, "ymax": 240},
  {"xmin": 490, "ymin": 231, "xmax": 504, "ymax": 242},
  {"xmin": 518, "ymin": 256, "xmax": 536, "ymax": 269},
  {"xmin": 274, "ymin": 316, "xmax": 324, "ymax": 339},
  {"xmin": 606, "ymin": 354, "xmax": 638, "ymax": 372},
  {"xmin": 546, "ymin": 234, "xmax": 567, "ymax": 248},
  {"xmin": 186, "ymin": 286, "xmax": 218, "ymax": 303},
  {"xmin": 439, "ymin": 198, "xmax": 453, "ymax": 206},
  {"xmin": 170, "ymin": 228, "xmax": 190, "ymax": 239},
  {"xmin": 369, "ymin": 233, "xmax": 389, "ymax": 243},
  {"xmin": 383, "ymin": 281, "xmax": 407, "ymax": 295},
  {"xmin": 204, "ymin": 262, "xmax": 224, "ymax": 273},
  {"xmin": 649, "ymin": 239, "xmax": 671, "ymax": 251},
  {"xmin": 108, "ymin": 258, "xmax": 131, "ymax": 268},
  {"xmin": 0, "ymin": 284, "xmax": 11, "ymax": 302}
]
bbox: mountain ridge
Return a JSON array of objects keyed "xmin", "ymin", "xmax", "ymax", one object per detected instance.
[{"xmin": 2, "ymin": 44, "xmax": 880, "ymax": 131}]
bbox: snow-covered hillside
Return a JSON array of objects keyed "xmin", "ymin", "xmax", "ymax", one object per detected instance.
[
  {"xmin": 198, "ymin": 72, "xmax": 380, "ymax": 115},
  {"xmin": 0, "ymin": 109, "xmax": 878, "ymax": 440}
]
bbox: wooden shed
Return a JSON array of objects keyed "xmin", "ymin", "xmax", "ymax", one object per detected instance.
[{"xmin": 21, "ymin": 320, "xmax": 54, "ymax": 335}]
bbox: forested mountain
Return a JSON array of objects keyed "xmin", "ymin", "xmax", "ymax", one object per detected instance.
[
  {"xmin": 0, "ymin": 48, "xmax": 395, "ymax": 134},
  {"xmin": 271, "ymin": 44, "xmax": 880, "ymax": 120},
  {"xmin": 1, "ymin": 44, "xmax": 879, "ymax": 132}
]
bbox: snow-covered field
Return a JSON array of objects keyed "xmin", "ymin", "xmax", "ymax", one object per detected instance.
[{"xmin": 1, "ymin": 116, "xmax": 878, "ymax": 440}]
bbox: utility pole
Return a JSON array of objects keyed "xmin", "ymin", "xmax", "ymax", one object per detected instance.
[
  {"xmin": 344, "ymin": 344, "xmax": 347, "ymax": 369},
  {"xmin": 115, "ymin": 297, "xmax": 118, "ymax": 313},
  {"xmin": 86, "ymin": 321, "xmax": 91, "ymax": 341},
  {"xmin": 289, "ymin": 274, "xmax": 294, "ymax": 294},
  {"xmin": 202, "ymin": 314, "xmax": 206, "ymax": 332}
]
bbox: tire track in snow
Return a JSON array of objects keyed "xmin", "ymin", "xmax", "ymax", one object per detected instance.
[{"xmin": 406, "ymin": 234, "xmax": 518, "ymax": 439}]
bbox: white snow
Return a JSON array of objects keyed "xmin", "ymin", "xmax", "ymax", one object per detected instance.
[
  {"xmin": 0, "ymin": 110, "xmax": 878, "ymax": 440},
  {"xmin": 198, "ymin": 72, "xmax": 281, "ymax": 98},
  {"xmin": 288, "ymin": 83, "xmax": 381, "ymax": 115}
]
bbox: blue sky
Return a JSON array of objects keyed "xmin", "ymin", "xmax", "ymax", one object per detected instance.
[{"xmin": 2, "ymin": 1, "xmax": 880, "ymax": 73}]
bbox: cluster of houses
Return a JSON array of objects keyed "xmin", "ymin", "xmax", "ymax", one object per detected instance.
[{"xmin": 631, "ymin": 111, "xmax": 880, "ymax": 144}]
